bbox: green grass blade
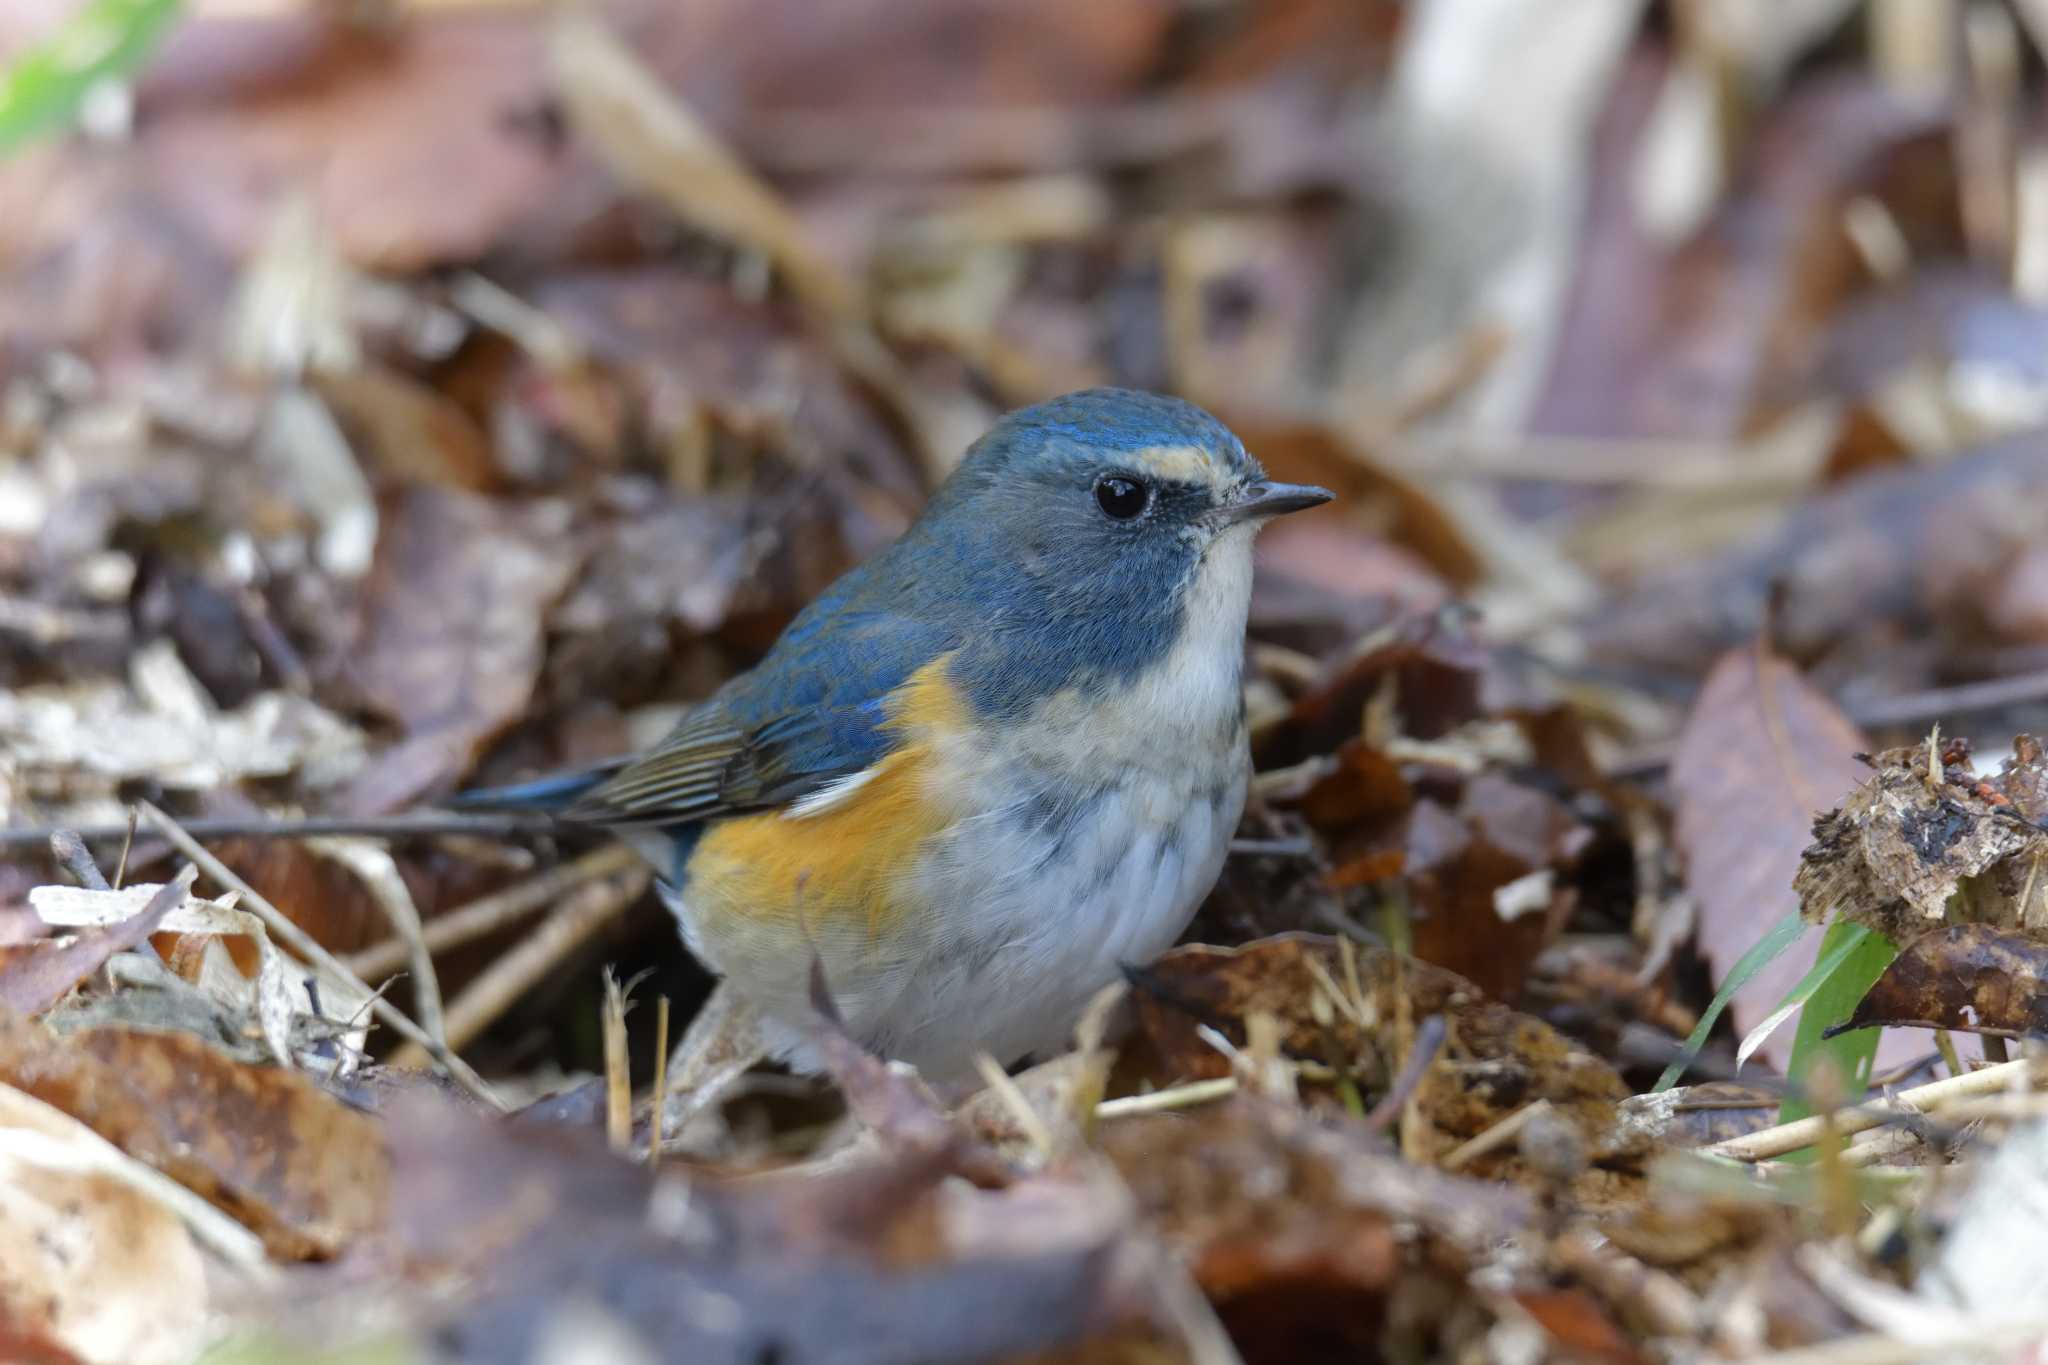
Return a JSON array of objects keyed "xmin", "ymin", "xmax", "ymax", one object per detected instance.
[
  {"xmin": 1777, "ymin": 921, "xmax": 1896, "ymax": 1125},
  {"xmin": 0, "ymin": 0, "xmax": 182, "ymax": 156},
  {"xmin": 1653, "ymin": 908, "xmax": 1809, "ymax": 1092}
]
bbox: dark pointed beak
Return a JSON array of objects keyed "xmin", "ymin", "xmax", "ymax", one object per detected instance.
[{"xmin": 1215, "ymin": 480, "xmax": 1334, "ymax": 526}]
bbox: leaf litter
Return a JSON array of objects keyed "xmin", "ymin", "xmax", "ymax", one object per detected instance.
[{"xmin": 4, "ymin": 2, "xmax": 2048, "ymax": 1362}]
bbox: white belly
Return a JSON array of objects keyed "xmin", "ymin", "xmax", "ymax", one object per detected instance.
[
  {"xmin": 879, "ymin": 758, "xmax": 1247, "ymax": 1081},
  {"xmin": 688, "ymin": 750, "xmax": 1248, "ymax": 1090}
]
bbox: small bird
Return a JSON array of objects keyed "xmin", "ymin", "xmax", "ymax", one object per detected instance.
[{"xmin": 458, "ymin": 389, "xmax": 1330, "ymax": 1087}]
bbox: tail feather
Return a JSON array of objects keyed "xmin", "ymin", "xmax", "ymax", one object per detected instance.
[
  {"xmin": 445, "ymin": 761, "xmax": 625, "ymax": 816},
  {"xmin": 450, "ymin": 757, "xmax": 701, "ymax": 885}
]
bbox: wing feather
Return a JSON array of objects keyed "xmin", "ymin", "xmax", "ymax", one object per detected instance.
[{"xmin": 564, "ymin": 623, "xmax": 945, "ymax": 827}]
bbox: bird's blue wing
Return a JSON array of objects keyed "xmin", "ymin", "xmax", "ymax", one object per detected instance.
[{"xmin": 460, "ymin": 606, "xmax": 956, "ymax": 830}]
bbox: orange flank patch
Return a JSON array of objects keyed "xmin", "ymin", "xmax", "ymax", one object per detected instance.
[{"xmin": 684, "ymin": 656, "xmax": 966, "ymax": 942}]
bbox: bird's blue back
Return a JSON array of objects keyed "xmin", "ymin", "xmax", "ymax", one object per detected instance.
[{"xmin": 456, "ymin": 388, "xmax": 1257, "ymax": 832}]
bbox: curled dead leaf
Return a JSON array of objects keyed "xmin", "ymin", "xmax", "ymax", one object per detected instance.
[
  {"xmin": 0, "ymin": 874, "xmax": 188, "ymax": 1017},
  {"xmin": 1794, "ymin": 741, "xmax": 2048, "ymax": 941},
  {"xmin": 1831, "ymin": 923, "xmax": 2048, "ymax": 1039}
]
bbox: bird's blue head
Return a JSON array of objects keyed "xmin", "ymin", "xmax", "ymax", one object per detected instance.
[{"xmin": 890, "ymin": 388, "xmax": 1332, "ymax": 715}]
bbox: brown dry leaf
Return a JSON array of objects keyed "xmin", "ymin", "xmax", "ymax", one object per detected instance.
[
  {"xmin": 0, "ymin": 1084, "xmax": 211, "ymax": 1365},
  {"xmin": 1834, "ymin": 923, "xmax": 2048, "ymax": 1038},
  {"xmin": 0, "ymin": 1012, "xmax": 388, "ymax": 1260},
  {"xmin": 528, "ymin": 267, "xmax": 923, "ymax": 548},
  {"xmin": 1253, "ymin": 611, "xmax": 1492, "ymax": 771},
  {"xmin": 1118, "ymin": 934, "xmax": 1632, "ymax": 1173},
  {"xmin": 1403, "ymin": 775, "xmax": 1589, "ymax": 1002},
  {"xmin": 1100, "ymin": 1098, "xmax": 1509, "ymax": 1363},
  {"xmin": 314, "ymin": 365, "xmax": 501, "ymax": 494},
  {"xmin": 1794, "ymin": 741, "xmax": 2046, "ymax": 940},
  {"xmin": 365, "ymin": 1094, "xmax": 1162, "ymax": 1363},
  {"xmin": 1273, "ymin": 730, "xmax": 1586, "ymax": 1002},
  {"xmin": 0, "ymin": 875, "xmax": 187, "ymax": 1017},
  {"xmin": 336, "ymin": 487, "xmax": 581, "ymax": 813},
  {"xmin": 0, "ymin": 640, "xmax": 368, "ymax": 811},
  {"xmin": 1669, "ymin": 644, "xmax": 1868, "ymax": 1070},
  {"xmin": 1508, "ymin": 1288, "xmax": 1645, "ymax": 1365}
]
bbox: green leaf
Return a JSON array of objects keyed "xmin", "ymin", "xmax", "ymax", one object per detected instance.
[
  {"xmin": 1736, "ymin": 919, "xmax": 1876, "ymax": 1069},
  {"xmin": 1653, "ymin": 908, "xmax": 1809, "ymax": 1092},
  {"xmin": 1777, "ymin": 920, "xmax": 1896, "ymax": 1126},
  {"xmin": 0, "ymin": 0, "xmax": 182, "ymax": 156}
]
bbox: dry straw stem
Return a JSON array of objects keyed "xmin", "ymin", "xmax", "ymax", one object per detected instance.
[
  {"xmin": 1442, "ymin": 1098, "xmax": 1552, "ymax": 1172},
  {"xmin": 1704, "ymin": 1056, "xmax": 2045, "ymax": 1161},
  {"xmin": 1094, "ymin": 1077, "xmax": 1242, "ymax": 1120},
  {"xmin": 139, "ymin": 802, "xmax": 508, "ymax": 1111},
  {"xmin": 602, "ymin": 970, "xmax": 632, "ymax": 1154},
  {"xmin": 648, "ymin": 995, "xmax": 670, "ymax": 1163},
  {"xmin": 344, "ymin": 844, "xmax": 642, "ymax": 980},
  {"xmin": 391, "ymin": 857, "xmax": 649, "ymax": 1065}
]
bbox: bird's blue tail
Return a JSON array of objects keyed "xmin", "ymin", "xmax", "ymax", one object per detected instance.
[{"xmin": 445, "ymin": 763, "xmax": 621, "ymax": 815}]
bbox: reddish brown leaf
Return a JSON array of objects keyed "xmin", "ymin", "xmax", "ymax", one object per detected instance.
[
  {"xmin": 1509, "ymin": 1288, "xmax": 1645, "ymax": 1365},
  {"xmin": 1401, "ymin": 788, "xmax": 1578, "ymax": 1004},
  {"xmin": 1834, "ymin": 924, "xmax": 2048, "ymax": 1038},
  {"xmin": 0, "ymin": 879, "xmax": 184, "ymax": 1017},
  {"xmin": 1297, "ymin": 739, "xmax": 1413, "ymax": 832},
  {"xmin": 0, "ymin": 1013, "xmax": 389, "ymax": 1259},
  {"xmin": 1670, "ymin": 645, "xmax": 1869, "ymax": 1070},
  {"xmin": 1254, "ymin": 611, "xmax": 1492, "ymax": 770},
  {"xmin": 1100, "ymin": 1103, "xmax": 1400, "ymax": 1362}
]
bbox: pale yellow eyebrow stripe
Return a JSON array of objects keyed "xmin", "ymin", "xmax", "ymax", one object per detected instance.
[{"xmin": 1129, "ymin": 444, "xmax": 1217, "ymax": 484}]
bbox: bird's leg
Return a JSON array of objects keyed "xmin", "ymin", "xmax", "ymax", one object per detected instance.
[{"xmin": 653, "ymin": 980, "xmax": 766, "ymax": 1154}]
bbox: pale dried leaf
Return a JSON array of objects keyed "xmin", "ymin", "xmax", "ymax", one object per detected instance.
[{"xmin": 0, "ymin": 1083, "xmax": 228, "ymax": 1365}]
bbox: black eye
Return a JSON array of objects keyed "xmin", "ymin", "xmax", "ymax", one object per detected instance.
[{"xmin": 1094, "ymin": 475, "xmax": 1150, "ymax": 520}]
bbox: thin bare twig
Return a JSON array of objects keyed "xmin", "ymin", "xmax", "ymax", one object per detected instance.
[
  {"xmin": 48, "ymin": 830, "xmax": 110, "ymax": 892},
  {"xmin": 344, "ymin": 845, "xmax": 642, "ymax": 980},
  {"xmin": 1094, "ymin": 1076, "xmax": 1241, "ymax": 1120},
  {"xmin": 138, "ymin": 802, "xmax": 506, "ymax": 1111},
  {"xmin": 390, "ymin": 857, "xmax": 649, "ymax": 1064},
  {"xmin": 0, "ymin": 812, "xmax": 557, "ymax": 849}
]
